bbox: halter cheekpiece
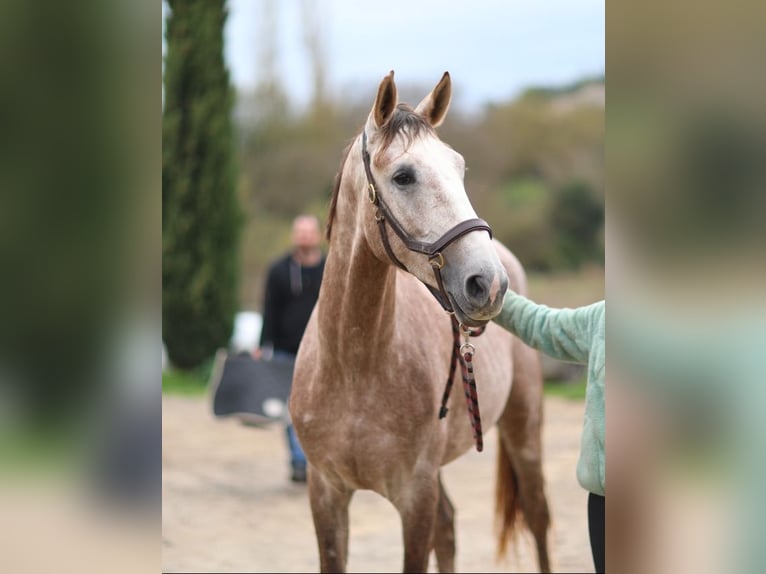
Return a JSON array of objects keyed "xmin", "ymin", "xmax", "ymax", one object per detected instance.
[{"xmin": 361, "ymin": 130, "xmax": 491, "ymax": 451}]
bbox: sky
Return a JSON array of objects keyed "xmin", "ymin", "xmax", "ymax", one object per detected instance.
[{"xmin": 164, "ymin": 0, "xmax": 604, "ymax": 114}]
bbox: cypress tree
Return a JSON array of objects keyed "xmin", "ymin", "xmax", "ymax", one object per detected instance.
[{"xmin": 162, "ymin": 0, "xmax": 241, "ymax": 369}]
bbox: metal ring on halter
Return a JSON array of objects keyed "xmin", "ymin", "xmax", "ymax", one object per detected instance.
[
  {"xmin": 460, "ymin": 342, "xmax": 475, "ymax": 355},
  {"xmin": 368, "ymin": 183, "xmax": 377, "ymax": 204},
  {"xmin": 429, "ymin": 252, "xmax": 445, "ymax": 269}
]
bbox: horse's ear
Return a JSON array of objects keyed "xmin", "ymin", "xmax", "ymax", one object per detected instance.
[
  {"xmin": 371, "ymin": 70, "xmax": 398, "ymax": 129},
  {"xmin": 415, "ymin": 71, "xmax": 452, "ymax": 127}
]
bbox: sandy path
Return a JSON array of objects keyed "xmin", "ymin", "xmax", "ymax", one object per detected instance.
[{"xmin": 162, "ymin": 394, "xmax": 592, "ymax": 573}]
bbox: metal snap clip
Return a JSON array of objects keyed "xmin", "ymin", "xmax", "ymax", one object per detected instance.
[{"xmin": 460, "ymin": 342, "xmax": 475, "ymax": 356}]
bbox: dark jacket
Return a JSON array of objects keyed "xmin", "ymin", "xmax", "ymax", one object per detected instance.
[{"xmin": 259, "ymin": 253, "xmax": 325, "ymax": 355}]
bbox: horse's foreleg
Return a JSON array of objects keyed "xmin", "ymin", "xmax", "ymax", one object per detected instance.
[
  {"xmin": 307, "ymin": 468, "xmax": 353, "ymax": 573},
  {"xmin": 500, "ymin": 338, "xmax": 551, "ymax": 573},
  {"xmin": 397, "ymin": 476, "xmax": 440, "ymax": 574},
  {"xmin": 432, "ymin": 472, "xmax": 456, "ymax": 573}
]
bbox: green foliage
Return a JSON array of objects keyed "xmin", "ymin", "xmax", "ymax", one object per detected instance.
[
  {"xmin": 235, "ymin": 99, "xmax": 354, "ymax": 309},
  {"xmin": 162, "ymin": 0, "xmax": 242, "ymax": 369},
  {"xmin": 487, "ymin": 178, "xmax": 557, "ymax": 271},
  {"xmin": 550, "ymin": 181, "xmax": 605, "ymax": 269},
  {"xmin": 457, "ymin": 80, "xmax": 604, "ymax": 272},
  {"xmin": 484, "ymin": 178, "xmax": 604, "ymax": 272},
  {"xmin": 162, "ymin": 368, "xmax": 210, "ymax": 396},
  {"xmin": 0, "ymin": 0, "xmax": 139, "ymax": 438},
  {"xmin": 544, "ymin": 377, "xmax": 587, "ymax": 401}
]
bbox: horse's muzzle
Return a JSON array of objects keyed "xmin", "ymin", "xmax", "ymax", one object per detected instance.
[{"xmin": 452, "ymin": 267, "xmax": 508, "ymax": 324}]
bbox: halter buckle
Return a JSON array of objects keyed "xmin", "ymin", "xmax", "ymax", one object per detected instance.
[
  {"xmin": 429, "ymin": 252, "xmax": 445, "ymax": 270},
  {"xmin": 368, "ymin": 183, "xmax": 377, "ymax": 204}
]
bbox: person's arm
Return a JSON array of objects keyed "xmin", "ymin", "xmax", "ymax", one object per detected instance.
[
  {"xmin": 493, "ymin": 291, "xmax": 604, "ymax": 364},
  {"xmin": 258, "ymin": 263, "xmax": 282, "ymax": 357}
]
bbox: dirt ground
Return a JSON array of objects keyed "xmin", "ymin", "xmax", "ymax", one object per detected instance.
[{"xmin": 162, "ymin": 393, "xmax": 593, "ymax": 573}]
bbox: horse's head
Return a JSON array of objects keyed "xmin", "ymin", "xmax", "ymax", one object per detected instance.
[{"xmin": 359, "ymin": 71, "xmax": 508, "ymax": 327}]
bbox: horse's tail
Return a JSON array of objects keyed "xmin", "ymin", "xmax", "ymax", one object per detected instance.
[
  {"xmin": 494, "ymin": 336, "xmax": 552, "ymax": 571},
  {"xmin": 494, "ymin": 432, "xmax": 523, "ymax": 560}
]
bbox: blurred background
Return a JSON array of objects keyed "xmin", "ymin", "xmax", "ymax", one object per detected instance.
[
  {"xmin": 160, "ymin": 1, "xmax": 604, "ymax": 571},
  {"xmin": 161, "ymin": 0, "xmax": 605, "ymax": 392},
  {"xmin": 0, "ymin": 0, "xmax": 762, "ymax": 571}
]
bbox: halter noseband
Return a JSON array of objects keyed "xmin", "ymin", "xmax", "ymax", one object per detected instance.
[{"xmin": 361, "ymin": 130, "xmax": 492, "ymax": 314}]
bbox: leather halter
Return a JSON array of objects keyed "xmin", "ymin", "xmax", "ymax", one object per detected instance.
[
  {"xmin": 361, "ymin": 131, "xmax": 492, "ymax": 314},
  {"xmin": 361, "ymin": 130, "xmax": 490, "ymax": 451}
]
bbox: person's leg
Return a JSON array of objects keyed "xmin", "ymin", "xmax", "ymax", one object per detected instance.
[
  {"xmin": 285, "ymin": 424, "xmax": 307, "ymax": 482},
  {"xmin": 588, "ymin": 493, "xmax": 606, "ymax": 572},
  {"xmin": 273, "ymin": 351, "xmax": 307, "ymax": 482}
]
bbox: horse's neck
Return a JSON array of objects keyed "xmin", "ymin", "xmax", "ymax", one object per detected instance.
[{"xmin": 317, "ymin": 175, "xmax": 397, "ymax": 364}]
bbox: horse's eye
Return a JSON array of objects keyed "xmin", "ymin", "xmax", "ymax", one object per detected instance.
[{"xmin": 392, "ymin": 170, "xmax": 415, "ymax": 187}]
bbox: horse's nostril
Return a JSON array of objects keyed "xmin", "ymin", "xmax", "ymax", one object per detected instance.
[{"xmin": 465, "ymin": 274, "xmax": 489, "ymax": 302}]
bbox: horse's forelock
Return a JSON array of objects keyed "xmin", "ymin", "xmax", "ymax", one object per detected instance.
[{"xmin": 376, "ymin": 104, "xmax": 435, "ymax": 166}]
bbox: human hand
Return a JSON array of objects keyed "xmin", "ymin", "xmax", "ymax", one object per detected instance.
[{"xmin": 252, "ymin": 345, "xmax": 273, "ymax": 360}]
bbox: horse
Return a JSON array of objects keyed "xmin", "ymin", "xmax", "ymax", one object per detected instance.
[{"xmin": 290, "ymin": 71, "xmax": 551, "ymax": 573}]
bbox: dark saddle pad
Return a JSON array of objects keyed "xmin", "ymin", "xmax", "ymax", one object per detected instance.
[{"xmin": 209, "ymin": 350, "xmax": 295, "ymax": 426}]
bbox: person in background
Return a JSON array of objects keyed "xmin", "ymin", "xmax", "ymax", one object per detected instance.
[
  {"xmin": 255, "ymin": 215, "xmax": 326, "ymax": 483},
  {"xmin": 492, "ymin": 290, "xmax": 605, "ymax": 573}
]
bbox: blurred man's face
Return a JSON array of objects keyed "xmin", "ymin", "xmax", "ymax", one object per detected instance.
[{"xmin": 292, "ymin": 217, "xmax": 321, "ymax": 251}]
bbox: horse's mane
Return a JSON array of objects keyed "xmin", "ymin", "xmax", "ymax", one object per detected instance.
[
  {"xmin": 325, "ymin": 140, "xmax": 353, "ymax": 240},
  {"xmin": 326, "ymin": 104, "xmax": 434, "ymax": 240}
]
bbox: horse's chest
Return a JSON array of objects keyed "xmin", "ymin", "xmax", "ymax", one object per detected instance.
[{"xmin": 296, "ymin": 395, "xmax": 434, "ymax": 491}]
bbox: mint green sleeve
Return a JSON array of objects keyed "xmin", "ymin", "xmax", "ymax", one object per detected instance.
[{"xmin": 492, "ymin": 291, "xmax": 603, "ymax": 364}]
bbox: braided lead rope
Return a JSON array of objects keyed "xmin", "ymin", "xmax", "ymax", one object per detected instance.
[
  {"xmin": 438, "ymin": 315, "xmax": 486, "ymax": 452},
  {"xmin": 438, "ymin": 318, "xmax": 462, "ymax": 419},
  {"xmin": 459, "ymin": 341, "xmax": 483, "ymax": 452}
]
